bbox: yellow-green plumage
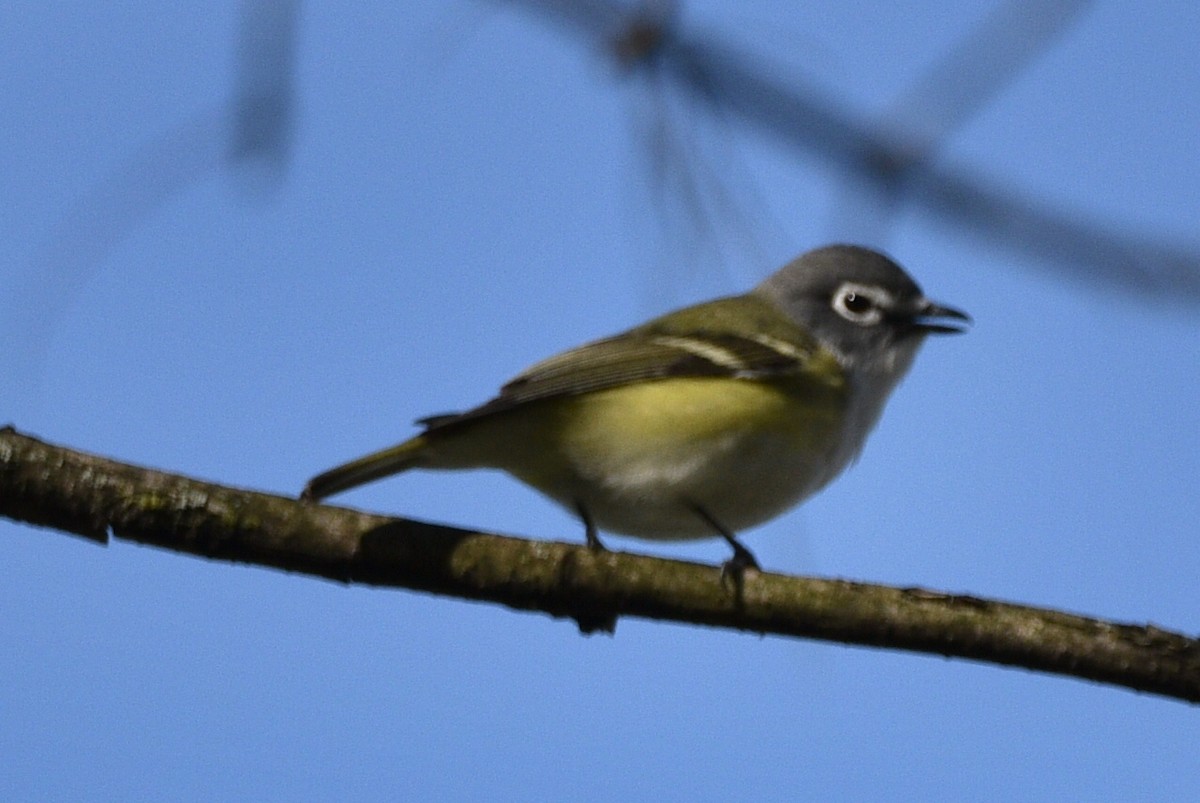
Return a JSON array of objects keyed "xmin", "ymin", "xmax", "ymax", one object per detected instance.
[
  {"xmin": 301, "ymin": 245, "xmax": 967, "ymax": 557},
  {"xmin": 419, "ymin": 371, "xmax": 846, "ymax": 539},
  {"xmin": 303, "ymin": 294, "xmax": 851, "ymax": 540}
]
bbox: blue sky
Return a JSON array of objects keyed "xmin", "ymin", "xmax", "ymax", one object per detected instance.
[{"xmin": 2, "ymin": 2, "xmax": 1198, "ymax": 800}]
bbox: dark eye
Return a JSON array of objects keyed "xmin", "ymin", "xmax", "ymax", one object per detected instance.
[
  {"xmin": 842, "ymin": 292, "xmax": 873, "ymax": 314},
  {"xmin": 832, "ymin": 283, "xmax": 888, "ymax": 325}
]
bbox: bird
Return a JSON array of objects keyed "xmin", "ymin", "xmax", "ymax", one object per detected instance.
[{"xmin": 302, "ymin": 244, "xmax": 968, "ymax": 570}]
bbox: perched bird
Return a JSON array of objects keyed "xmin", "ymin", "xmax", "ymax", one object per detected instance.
[{"xmin": 302, "ymin": 245, "xmax": 968, "ymax": 570}]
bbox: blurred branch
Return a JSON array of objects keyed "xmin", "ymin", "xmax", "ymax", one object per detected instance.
[
  {"xmin": 829, "ymin": 0, "xmax": 1090, "ymax": 242},
  {"xmin": 499, "ymin": 0, "xmax": 1200, "ymax": 302},
  {"xmin": 10, "ymin": 3, "xmax": 302, "ymax": 383},
  {"xmin": 880, "ymin": 0, "xmax": 1090, "ymax": 165},
  {"xmin": 229, "ymin": 0, "xmax": 302, "ymax": 186},
  {"xmin": 3, "ymin": 426, "xmax": 1197, "ymax": 704}
]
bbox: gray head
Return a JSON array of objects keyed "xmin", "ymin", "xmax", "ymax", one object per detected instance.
[
  {"xmin": 755, "ymin": 245, "xmax": 968, "ymax": 480},
  {"xmin": 755, "ymin": 245, "xmax": 968, "ymax": 376}
]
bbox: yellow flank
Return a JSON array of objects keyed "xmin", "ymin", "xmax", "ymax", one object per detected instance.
[
  {"xmin": 560, "ymin": 376, "xmax": 840, "ymax": 463},
  {"xmin": 421, "ymin": 370, "xmax": 848, "ymax": 538},
  {"xmin": 428, "ymin": 375, "xmax": 841, "ymax": 470}
]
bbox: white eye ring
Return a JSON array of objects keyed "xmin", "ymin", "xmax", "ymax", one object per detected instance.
[{"xmin": 831, "ymin": 283, "xmax": 890, "ymax": 325}]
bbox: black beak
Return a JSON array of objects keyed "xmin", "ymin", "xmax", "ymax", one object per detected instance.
[{"xmin": 911, "ymin": 299, "xmax": 971, "ymax": 335}]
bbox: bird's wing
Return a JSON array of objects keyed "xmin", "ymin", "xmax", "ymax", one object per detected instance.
[{"xmin": 419, "ymin": 295, "xmax": 835, "ymax": 430}]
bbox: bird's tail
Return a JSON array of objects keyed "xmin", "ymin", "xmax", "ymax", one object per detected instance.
[{"xmin": 300, "ymin": 435, "xmax": 428, "ymax": 502}]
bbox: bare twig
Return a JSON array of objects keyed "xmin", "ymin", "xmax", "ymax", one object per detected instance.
[{"xmin": 2, "ymin": 426, "xmax": 1197, "ymax": 703}]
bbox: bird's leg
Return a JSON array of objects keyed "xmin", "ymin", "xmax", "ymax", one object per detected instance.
[
  {"xmin": 691, "ymin": 504, "xmax": 760, "ymax": 576},
  {"xmin": 576, "ymin": 501, "xmax": 607, "ymax": 552}
]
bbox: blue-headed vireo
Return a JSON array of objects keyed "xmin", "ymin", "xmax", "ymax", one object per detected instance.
[{"xmin": 302, "ymin": 245, "xmax": 968, "ymax": 569}]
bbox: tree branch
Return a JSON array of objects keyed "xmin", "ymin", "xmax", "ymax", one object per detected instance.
[{"xmin": 2, "ymin": 426, "xmax": 1196, "ymax": 703}]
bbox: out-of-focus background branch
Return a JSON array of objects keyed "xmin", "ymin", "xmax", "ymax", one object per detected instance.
[{"xmin": 504, "ymin": 0, "xmax": 1200, "ymax": 299}]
